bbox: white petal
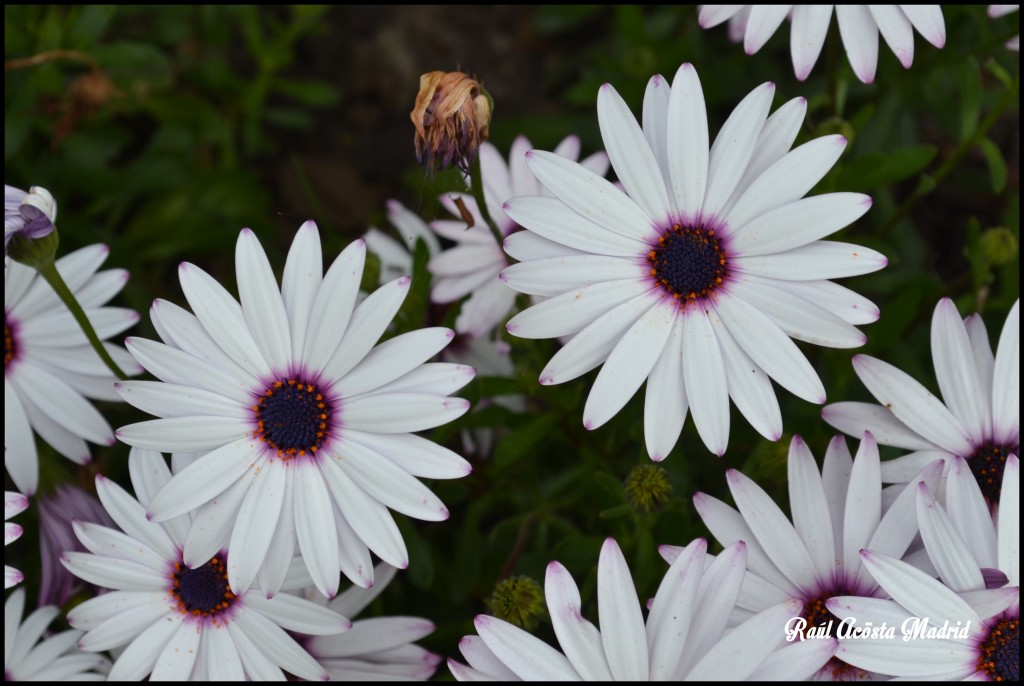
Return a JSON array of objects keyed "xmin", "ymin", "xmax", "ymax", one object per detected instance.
[
  {"xmin": 869, "ymin": 5, "xmax": 915, "ymax": 68},
  {"xmin": 228, "ymin": 458, "xmax": 286, "ymax": 595},
  {"xmin": 822, "ymin": 401, "xmax": 939, "ymax": 452},
  {"xmin": 201, "ymin": 624, "xmax": 245, "ymax": 681},
  {"xmin": 644, "ymin": 315, "xmax": 688, "ymax": 460},
  {"xmin": 686, "ymin": 600, "xmax": 801, "ymax": 680},
  {"xmin": 321, "ymin": 276, "xmax": 410, "ymax": 382},
  {"xmin": 95, "ymin": 473, "xmax": 177, "ymax": 561},
  {"xmin": 859, "ymin": 551, "xmax": 981, "ymax": 627},
  {"xmin": 373, "ymin": 362, "xmax": 475, "ymax": 397},
  {"xmin": 682, "ymin": 306, "xmax": 731, "ymax": 455},
  {"xmin": 302, "ymin": 240, "xmax": 366, "ymax": 376},
  {"xmin": 60, "ymin": 551, "xmax": 165, "ymax": 591},
  {"xmin": 108, "ymin": 614, "xmax": 182, "ymax": 681},
  {"xmin": 116, "ymin": 380, "xmax": 249, "ymax": 420},
  {"xmin": 150, "ymin": 619, "xmax": 201, "ymax": 681},
  {"xmin": 730, "ymin": 193, "xmax": 872, "ymax": 255},
  {"xmin": 503, "ymin": 196, "xmax": 647, "ymax": 258},
  {"xmin": 998, "ymin": 455, "xmax": 1019, "ymax": 584},
  {"xmin": 790, "ymin": 5, "xmax": 833, "ymax": 80},
  {"xmin": 698, "ymin": 5, "xmax": 744, "ymax": 28},
  {"xmin": 146, "ymin": 439, "xmax": 258, "ymax": 521},
  {"xmin": 715, "ymin": 292, "xmax": 825, "ymax": 403},
  {"xmin": 149, "ymin": 299, "xmax": 258, "ymax": 386},
  {"xmin": 258, "ymin": 467, "xmax": 296, "ymax": 597},
  {"xmin": 341, "ymin": 392, "xmax": 468, "ymax": 433},
  {"xmin": 916, "ymin": 485, "xmax": 984, "ymax": 592},
  {"xmin": 702, "ymin": 82, "xmax": 776, "ymax": 221},
  {"xmin": 500, "ymin": 256, "xmax": 646, "ymax": 298},
  {"xmin": 712, "ymin": 318, "xmax": 782, "ymax": 440},
  {"xmin": 901, "ymin": 5, "xmax": 946, "ymax": 47},
  {"xmin": 852, "ymin": 355, "xmax": 973, "ymax": 456},
  {"xmin": 525, "ymin": 151, "xmax": 657, "ymax": 243},
  {"xmin": 932, "ymin": 298, "xmax": 991, "ymax": 443},
  {"xmin": 73, "ymin": 521, "xmax": 166, "ymax": 572},
  {"xmin": 544, "ymin": 562, "xmax": 613, "ymax": 681},
  {"xmin": 507, "ymin": 280, "xmax": 654, "ymax": 341},
  {"xmin": 182, "ymin": 472, "xmax": 251, "ymax": 569},
  {"xmin": 125, "ymin": 337, "xmax": 253, "ymax": 407},
  {"xmin": 945, "ymin": 457, "xmax": 998, "ymax": 570},
  {"xmin": 725, "ymin": 97, "xmax": 807, "ymax": 212},
  {"xmin": 458, "ymin": 635, "xmax": 521, "ymax": 681},
  {"xmin": 748, "ymin": 636, "xmax": 837, "ymax": 681},
  {"xmin": 867, "ymin": 458, "xmax": 945, "ymax": 564},
  {"xmin": 642, "ymin": 74, "xmax": 673, "ymax": 202},
  {"xmin": 787, "ymin": 436, "xmax": 835, "ymax": 585},
  {"xmin": 841, "ymin": 435, "xmax": 882, "ymax": 589},
  {"xmin": 455, "ymin": 278, "xmax": 517, "ymax": 338},
  {"xmin": 4, "ymin": 382, "xmax": 38, "ymax": 494},
  {"xmin": 743, "ymin": 5, "xmax": 790, "ymax": 53},
  {"xmin": 836, "ymin": 4, "xmax": 880, "ymax": 84},
  {"xmin": 115, "ymin": 415, "xmax": 249, "ymax": 454},
  {"xmin": 597, "ymin": 84, "xmax": 671, "ymax": 223},
  {"xmin": 731, "ymin": 240, "xmax": 887, "ymax": 280},
  {"xmin": 244, "ymin": 591, "xmax": 350, "ymax": 635},
  {"xmin": 342, "ymin": 429, "xmax": 471, "ymax": 479},
  {"xmin": 236, "ymin": 229, "xmax": 292, "ymax": 371},
  {"xmin": 597, "ymin": 538, "xmax": 648, "ymax": 680},
  {"xmin": 227, "ymin": 618, "xmax": 284, "ymax": 680},
  {"xmin": 335, "ymin": 328, "xmax": 454, "ymax": 398},
  {"xmin": 666, "ymin": 63, "xmax": 709, "ymax": 222},
  {"xmin": 584, "ymin": 301, "xmax": 675, "ymax": 430},
  {"xmin": 991, "ymin": 300, "xmax": 1019, "ymax": 446},
  {"xmin": 503, "ymin": 231, "xmax": 586, "ymax": 262},
  {"xmin": 280, "ymin": 221, "xmax": 323, "ymax": 361},
  {"xmin": 233, "ymin": 607, "xmax": 328, "ymax": 681},
  {"xmin": 9, "ymin": 365, "xmax": 111, "ymax": 445},
  {"xmin": 646, "ymin": 538, "xmax": 705, "ymax": 680},
  {"xmin": 766, "ymin": 277, "xmax": 879, "ymax": 325},
  {"xmin": 964, "ymin": 314, "xmax": 995, "ymax": 410},
  {"xmin": 429, "ymin": 245, "xmax": 503, "ymax": 277},
  {"xmin": 475, "ymin": 615, "xmax": 580, "ymax": 681}
]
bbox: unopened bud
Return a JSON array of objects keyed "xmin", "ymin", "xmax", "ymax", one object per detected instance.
[
  {"xmin": 411, "ymin": 71, "xmax": 492, "ymax": 175},
  {"xmin": 487, "ymin": 576, "xmax": 546, "ymax": 630},
  {"xmin": 980, "ymin": 227, "xmax": 1017, "ymax": 267},
  {"xmin": 5, "ymin": 185, "xmax": 58, "ymax": 264},
  {"xmin": 624, "ymin": 464, "xmax": 673, "ymax": 514}
]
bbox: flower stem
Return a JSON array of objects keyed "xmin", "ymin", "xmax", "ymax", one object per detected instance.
[
  {"xmin": 469, "ymin": 154, "xmax": 505, "ymax": 246},
  {"xmin": 37, "ymin": 262, "xmax": 129, "ymax": 380}
]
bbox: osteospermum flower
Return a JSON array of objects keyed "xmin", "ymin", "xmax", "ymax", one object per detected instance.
[
  {"xmin": 285, "ymin": 561, "xmax": 441, "ymax": 680},
  {"xmin": 5, "ymin": 490, "xmax": 28, "ymax": 589},
  {"xmin": 502, "ymin": 64, "xmax": 882, "ymax": 458},
  {"xmin": 685, "ymin": 433, "xmax": 943, "ymax": 679},
  {"xmin": 448, "ymin": 537, "xmax": 832, "ymax": 681},
  {"xmin": 5, "ymin": 244, "xmax": 140, "ymax": 495},
  {"xmin": 4, "ymin": 588, "xmax": 110, "ymax": 681},
  {"xmin": 4, "ymin": 184, "xmax": 56, "ymax": 255},
  {"xmin": 61, "ymin": 449, "xmax": 349, "ymax": 681},
  {"xmin": 823, "ymin": 298, "xmax": 1019, "ymax": 509},
  {"xmin": 827, "ymin": 551, "xmax": 1019, "ymax": 680},
  {"xmin": 431, "ymin": 135, "xmax": 609, "ymax": 339},
  {"xmin": 989, "ymin": 5, "xmax": 1020, "ymax": 50},
  {"xmin": 697, "ymin": 5, "xmax": 946, "ymax": 83},
  {"xmin": 115, "ymin": 223, "xmax": 474, "ymax": 598},
  {"xmin": 364, "ymin": 199, "xmax": 441, "ymax": 285}
]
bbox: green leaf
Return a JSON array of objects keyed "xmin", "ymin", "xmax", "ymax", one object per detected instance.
[
  {"xmin": 396, "ymin": 518, "xmax": 435, "ymax": 590},
  {"xmin": 957, "ymin": 57, "xmax": 982, "ymax": 142},
  {"xmin": 977, "ymin": 137, "xmax": 1008, "ymax": 194},
  {"xmin": 494, "ymin": 414, "xmax": 558, "ymax": 469},
  {"xmin": 835, "ymin": 145, "xmax": 937, "ymax": 192},
  {"xmin": 272, "ymin": 78, "xmax": 340, "ymax": 108}
]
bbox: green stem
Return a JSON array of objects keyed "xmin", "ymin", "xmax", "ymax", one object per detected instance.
[
  {"xmin": 878, "ymin": 76, "xmax": 1019, "ymax": 240},
  {"xmin": 37, "ymin": 262, "xmax": 129, "ymax": 380},
  {"xmin": 469, "ymin": 154, "xmax": 505, "ymax": 246}
]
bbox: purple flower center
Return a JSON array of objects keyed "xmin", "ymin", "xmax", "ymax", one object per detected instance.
[
  {"xmin": 253, "ymin": 377, "xmax": 333, "ymax": 458},
  {"xmin": 647, "ymin": 224, "xmax": 728, "ymax": 304},
  {"xmin": 799, "ymin": 587, "xmax": 870, "ymax": 679},
  {"xmin": 172, "ymin": 555, "xmax": 235, "ymax": 617},
  {"xmin": 977, "ymin": 616, "xmax": 1018, "ymax": 681},
  {"xmin": 4, "ymin": 319, "xmax": 15, "ymax": 368},
  {"xmin": 968, "ymin": 442, "xmax": 1014, "ymax": 504}
]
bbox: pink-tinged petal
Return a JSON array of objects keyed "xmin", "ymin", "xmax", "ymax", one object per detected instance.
[
  {"xmin": 698, "ymin": 5, "xmax": 744, "ymax": 28},
  {"xmin": 852, "ymin": 355, "xmax": 974, "ymax": 456},
  {"xmin": 960, "ymin": 587, "xmax": 1019, "ymax": 619},
  {"xmin": 644, "ymin": 315, "xmax": 688, "ymax": 460},
  {"xmin": 201, "ymin": 623, "xmax": 245, "ymax": 681},
  {"xmin": 182, "ymin": 472, "xmax": 250, "ymax": 569},
  {"xmin": 641, "ymin": 74, "xmax": 672, "ymax": 203},
  {"xmin": 448, "ymin": 657, "xmax": 500, "ymax": 681},
  {"xmin": 544, "ymin": 562, "xmax": 613, "ymax": 681},
  {"xmin": 125, "ymin": 337, "xmax": 254, "ymax": 406},
  {"xmin": 280, "ymin": 221, "xmax": 323, "ymax": 360},
  {"xmin": 245, "ymin": 592, "xmax": 349, "ymax": 635},
  {"xmin": 70, "ymin": 591, "xmax": 170, "ymax": 642},
  {"xmin": 457, "ymin": 635, "xmax": 521, "ymax": 681},
  {"xmin": 233, "ymin": 607, "xmax": 328, "ymax": 681},
  {"xmin": 293, "ymin": 465, "xmax": 340, "ymax": 598},
  {"xmin": 715, "ymin": 293, "xmax": 825, "ymax": 404},
  {"xmin": 835, "ymin": 636, "xmax": 974, "ymax": 678},
  {"xmin": 9, "ymin": 365, "xmax": 111, "ymax": 445},
  {"xmin": 596, "ymin": 539, "xmax": 648, "ymax": 681},
  {"xmin": 341, "ymin": 393, "xmax": 468, "ymax": 434},
  {"xmin": 303, "ymin": 240, "xmax": 366, "ymax": 376},
  {"xmin": 821, "ymin": 436, "xmax": 852, "ymax": 561},
  {"xmin": 646, "ymin": 538, "xmax": 706, "ymax": 680},
  {"xmin": 334, "ymin": 328, "xmax": 454, "ymax": 398},
  {"xmin": 503, "ymin": 231, "xmax": 586, "ymax": 262},
  {"xmin": 258, "ymin": 468, "xmax": 296, "ymax": 597},
  {"xmin": 333, "ymin": 504, "xmax": 375, "ymax": 589},
  {"xmin": 321, "ymin": 275, "xmax": 410, "ymax": 382},
  {"xmin": 682, "ymin": 306, "xmax": 730, "ymax": 455},
  {"xmin": 342, "ymin": 430, "xmax": 471, "ymax": 480},
  {"xmin": 826, "ymin": 594, "xmax": 915, "ymax": 627},
  {"xmin": 227, "ymin": 458, "xmax": 286, "ymax": 595},
  {"xmin": 676, "ymin": 542, "xmax": 748, "ymax": 674},
  {"xmin": 150, "ymin": 619, "xmax": 201, "ymax": 681},
  {"xmin": 500, "ymin": 256, "xmax": 646, "ymax": 298},
  {"xmin": 727, "ymin": 470, "xmax": 818, "ymax": 590},
  {"xmin": 503, "ymin": 196, "xmax": 647, "ymax": 258},
  {"xmin": 4, "ymin": 381, "xmax": 38, "ymax": 495},
  {"xmin": 901, "ymin": 5, "xmax": 946, "ymax": 47},
  {"xmin": 584, "ymin": 301, "xmax": 675, "ymax": 430},
  {"xmin": 731, "ymin": 240, "xmax": 887, "ymax": 280},
  {"xmin": 666, "ymin": 63, "xmax": 709, "ymax": 222},
  {"xmin": 333, "ymin": 437, "xmax": 448, "ymax": 521},
  {"xmin": 836, "ymin": 4, "xmax": 880, "ymax": 84},
  {"xmin": 932, "ymin": 299, "xmax": 991, "ymax": 444},
  {"xmin": 866, "ymin": 458, "xmax": 944, "ymax": 565},
  {"xmin": 712, "ymin": 318, "xmax": 781, "ymax": 440},
  {"xmin": 115, "ymin": 380, "xmax": 248, "ymax": 420},
  {"xmin": 429, "ymin": 245, "xmax": 502, "ymax": 277},
  {"xmin": 507, "ymin": 280, "xmax": 654, "ymax": 341},
  {"xmin": 702, "ymin": 82, "xmax": 776, "ymax": 222},
  {"xmin": 478, "ymin": 143, "xmax": 515, "ymax": 233},
  {"xmin": 727, "ymin": 277, "xmax": 866, "ymax": 349},
  {"xmin": 859, "ymin": 550, "xmax": 981, "ymax": 626},
  {"xmin": 455, "ymin": 277, "xmax": 518, "ymax": 339},
  {"xmin": 235, "ymin": 229, "xmax": 292, "ymax": 372},
  {"xmin": 60, "ymin": 551, "xmax": 165, "ymax": 591},
  {"xmin": 916, "ymin": 484, "xmax": 984, "ymax": 592},
  {"xmin": 729, "ymin": 193, "xmax": 872, "ymax": 255},
  {"xmin": 748, "ymin": 637, "xmax": 838, "ymax": 681},
  {"xmin": 108, "ymin": 614, "xmax": 183, "ymax": 681},
  {"xmin": 790, "ymin": 5, "xmax": 832, "ymax": 80},
  {"xmin": 475, "ymin": 614, "xmax": 581, "ymax": 680},
  {"xmin": 991, "ymin": 300, "xmax": 1019, "ymax": 446},
  {"xmin": 725, "ymin": 97, "xmax": 807, "ymax": 213},
  {"xmin": 115, "ymin": 415, "xmax": 249, "ymax": 454},
  {"xmin": 5, "ymin": 492, "xmax": 28, "ymax": 519},
  {"xmin": 374, "ymin": 362, "xmax": 475, "ymax": 397},
  {"xmin": 227, "ymin": 617, "xmax": 284, "ymax": 680},
  {"xmin": 724, "ymin": 135, "xmax": 847, "ymax": 237},
  {"xmin": 841, "ymin": 434, "xmax": 882, "ymax": 588},
  {"xmin": 787, "ymin": 436, "xmax": 836, "ymax": 584},
  {"xmin": 743, "ymin": 6, "xmax": 791, "ymax": 54},
  {"xmin": 525, "ymin": 150, "xmax": 656, "ymax": 244},
  {"xmin": 686, "ymin": 599, "xmax": 802, "ymax": 680},
  {"xmin": 72, "ymin": 521, "xmax": 166, "ymax": 573},
  {"xmin": 946, "ymin": 456, "xmax": 998, "ymax": 570},
  {"xmin": 998, "ymin": 456, "xmax": 1019, "ymax": 584},
  {"xmin": 964, "ymin": 314, "xmax": 996, "ymax": 409},
  {"xmin": 597, "ymin": 84, "xmax": 671, "ymax": 223},
  {"xmin": 822, "ymin": 401, "xmax": 939, "ymax": 451},
  {"xmin": 146, "ymin": 439, "xmax": 259, "ymax": 521},
  {"xmin": 869, "ymin": 5, "xmax": 915, "ymax": 68}
]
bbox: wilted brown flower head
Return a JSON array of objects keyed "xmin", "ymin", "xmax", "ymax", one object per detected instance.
[{"xmin": 411, "ymin": 70, "xmax": 492, "ymax": 175}]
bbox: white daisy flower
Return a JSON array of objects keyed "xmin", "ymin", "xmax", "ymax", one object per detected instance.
[
  {"xmin": 5, "ymin": 489, "xmax": 28, "ymax": 589},
  {"xmin": 364, "ymin": 200, "xmax": 441, "ymax": 285},
  {"xmin": 684, "ymin": 433, "xmax": 944, "ymax": 679},
  {"xmin": 823, "ymin": 297, "xmax": 1019, "ymax": 510},
  {"xmin": 501, "ymin": 63, "xmax": 882, "ymax": 459},
  {"xmin": 5, "ymin": 244, "xmax": 141, "ymax": 495},
  {"xmin": 61, "ymin": 448, "xmax": 349, "ymax": 681},
  {"xmin": 114, "ymin": 223, "xmax": 474, "ymax": 599},
  {"xmin": 698, "ymin": 5, "xmax": 946, "ymax": 83},
  {"xmin": 430, "ymin": 135, "xmax": 609, "ymax": 339},
  {"xmin": 827, "ymin": 550, "xmax": 1019, "ymax": 679},
  {"xmin": 448, "ymin": 537, "xmax": 831, "ymax": 681},
  {"xmin": 989, "ymin": 5, "xmax": 1020, "ymax": 50},
  {"xmin": 4, "ymin": 588, "xmax": 110, "ymax": 681},
  {"xmin": 284, "ymin": 561, "xmax": 440, "ymax": 680}
]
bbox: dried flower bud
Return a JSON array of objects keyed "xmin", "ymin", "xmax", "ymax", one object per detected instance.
[{"xmin": 411, "ymin": 71, "xmax": 492, "ymax": 175}]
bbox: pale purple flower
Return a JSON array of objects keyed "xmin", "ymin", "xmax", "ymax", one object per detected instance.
[
  {"xmin": 698, "ymin": 5, "xmax": 946, "ymax": 83},
  {"xmin": 449, "ymin": 537, "xmax": 831, "ymax": 680},
  {"xmin": 114, "ymin": 224, "xmax": 474, "ymax": 599},
  {"xmin": 824, "ymin": 297, "xmax": 1019, "ymax": 510},
  {"xmin": 501, "ymin": 63, "xmax": 881, "ymax": 459},
  {"xmin": 4, "ymin": 185, "xmax": 57, "ymax": 255},
  {"xmin": 5, "ymin": 490, "xmax": 29, "ymax": 589},
  {"xmin": 364, "ymin": 199, "xmax": 441, "ymax": 285},
  {"xmin": 37, "ymin": 484, "xmax": 116, "ymax": 607}
]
